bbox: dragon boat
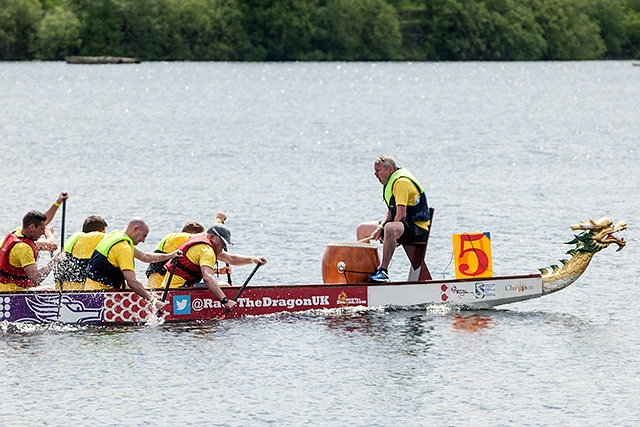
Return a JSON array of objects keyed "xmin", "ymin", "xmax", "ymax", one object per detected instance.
[{"xmin": 0, "ymin": 216, "xmax": 626, "ymax": 325}]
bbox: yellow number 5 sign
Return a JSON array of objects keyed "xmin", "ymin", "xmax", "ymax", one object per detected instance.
[{"xmin": 453, "ymin": 232, "xmax": 493, "ymax": 279}]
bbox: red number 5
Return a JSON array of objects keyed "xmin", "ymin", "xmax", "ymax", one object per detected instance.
[{"xmin": 457, "ymin": 234, "xmax": 489, "ymax": 277}]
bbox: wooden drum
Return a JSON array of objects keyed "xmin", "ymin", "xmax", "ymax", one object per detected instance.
[{"xmin": 322, "ymin": 242, "xmax": 380, "ymax": 284}]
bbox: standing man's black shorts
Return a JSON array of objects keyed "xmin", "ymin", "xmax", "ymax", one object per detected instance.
[{"xmin": 397, "ymin": 220, "xmax": 428, "ymax": 244}]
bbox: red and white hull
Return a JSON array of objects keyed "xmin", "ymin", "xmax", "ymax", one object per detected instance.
[{"xmin": 0, "ymin": 274, "xmax": 542, "ymax": 324}]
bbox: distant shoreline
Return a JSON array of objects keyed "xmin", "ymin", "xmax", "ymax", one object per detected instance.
[{"xmin": 65, "ymin": 56, "xmax": 141, "ymax": 64}]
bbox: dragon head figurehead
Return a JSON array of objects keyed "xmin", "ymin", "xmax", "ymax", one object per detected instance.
[
  {"xmin": 568, "ymin": 217, "xmax": 627, "ymax": 253},
  {"xmin": 541, "ymin": 217, "xmax": 627, "ymax": 295}
]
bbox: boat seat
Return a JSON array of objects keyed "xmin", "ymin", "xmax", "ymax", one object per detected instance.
[{"xmin": 401, "ymin": 207, "xmax": 434, "ymax": 281}]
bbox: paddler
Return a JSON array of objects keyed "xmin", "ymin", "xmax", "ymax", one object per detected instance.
[
  {"xmin": 0, "ymin": 211, "xmax": 65, "ymax": 292},
  {"xmin": 146, "ymin": 213, "xmax": 266, "ymax": 289},
  {"xmin": 357, "ymin": 155, "xmax": 431, "ymax": 282},
  {"xmin": 53, "ymin": 215, "xmax": 108, "ymax": 290},
  {"xmin": 161, "ymin": 223, "xmax": 266, "ymax": 313},
  {"xmin": 146, "ymin": 214, "xmax": 220, "ymax": 289},
  {"xmin": 85, "ymin": 218, "xmax": 181, "ymax": 313}
]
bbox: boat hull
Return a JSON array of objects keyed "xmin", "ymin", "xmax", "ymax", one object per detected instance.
[{"xmin": 0, "ymin": 274, "xmax": 542, "ymax": 324}]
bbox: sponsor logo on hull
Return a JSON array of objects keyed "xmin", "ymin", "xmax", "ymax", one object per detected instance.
[
  {"xmin": 161, "ymin": 286, "xmax": 369, "ymax": 320},
  {"xmin": 504, "ymin": 282, "xmax": 535, "ymax": 293},
  {"xmin": 173, "ymin": 295, "xmax": 191, "ymax": 315},
  {"xmin": 337, "ymin": 291, "xmax": 367, "ymax": 306},
  {"xmin": 474, "ymin": 282, "xmax": 496, "ymax": 299},
  {"xmin": 238, "ymin": 295, "xmax": 331, "ymax": 309}
]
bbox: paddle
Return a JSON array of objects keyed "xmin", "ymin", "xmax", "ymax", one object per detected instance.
[
  {"xmin": 60, "ymin": 200, "xmax": 66, "ymax": 250},
  {"xmin": 161, "ymin": 258, "xmax": 178, "ymax": 302},
  {"xmin": 221, "ymin": 263, "xmax": 261, "ymax": 318},
  {"xmin": 56, "ymin": 199, "xmax": 67, "ymax": 321},
  {"xmin": 221, "ymin": 248, "xmax": 232, "ymax": 285},
  {"xmin": 225, "ymin": 262, "xmax": 233, "ymax": 285}
]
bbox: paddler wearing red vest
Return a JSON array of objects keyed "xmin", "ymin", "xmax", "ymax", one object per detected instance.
[
  {"xmin": 146, "ymin": 213, "xmax": 222, "ymax": 289},
  {"xmin": 144, "ymin": 222, "xmax": 203, "ymax": 289},
  {"xmin": 85, "ymin": 218, "xmax": 182, "ymax": 314},
  {"xmin": 146, "ymin": 213, "xmax": 266, "ymax": 289},
  {"xmin": 357, "ymin": 155, "xmax": 431, "ymax": 283},
  {"xmin": 0, "ymin": 210, "xmax": 65, "ymax": 292},
  {"xmin": 161, "ymin": 223, "xmax": 266, "ymax": 313}
]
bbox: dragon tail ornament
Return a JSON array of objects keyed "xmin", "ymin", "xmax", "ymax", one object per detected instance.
[{"xmin": 540, "ymin": 217, "xmax": 627, "ymax": 295}]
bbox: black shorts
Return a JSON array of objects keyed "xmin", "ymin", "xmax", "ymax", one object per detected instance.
[{"xmin": 397, "ymin": 220, "xmax": 428, "ymax": 244}]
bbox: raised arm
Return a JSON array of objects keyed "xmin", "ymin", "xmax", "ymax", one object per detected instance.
[
  {"xmin": 43, "ymin": 192, "xmax": 69, "ymax": 226},
  {"xmin": 36, "ymin": 224, "xmax": 58, "ymax": 251}
]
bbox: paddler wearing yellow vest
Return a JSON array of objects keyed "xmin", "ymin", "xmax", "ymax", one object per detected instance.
[
  {"xmin": 357, "ymin": 155, "xmax": 431, "ymax": 283},
  {"xmin": 85, "ymin": 218, "xmax": 181, "ymax": 314},
  {"xmin": 53, "ymin": 215, "xmax": 108, "ymax": 290},
  {"xmin": 146, "ymin": 212, "xmax": 267, "ymax": 289}
]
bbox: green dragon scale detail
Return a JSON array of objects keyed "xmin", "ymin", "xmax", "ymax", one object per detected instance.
[{"xmin": 540, "ymin": 217, "xmax": 627, "ymax": 295}]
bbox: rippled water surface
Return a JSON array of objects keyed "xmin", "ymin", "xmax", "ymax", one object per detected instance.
[{"xmin": 0, "ymin": 61, "xmax": 639, "ymax": 426}]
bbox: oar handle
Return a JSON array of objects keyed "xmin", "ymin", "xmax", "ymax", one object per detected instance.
[
  {"xmin": 60, "ymin": 200, "xmax": 66, "ymax": 250},
  {"xmin": 222, "ymin": 263, "xmax": 261, "ymax": 317},
  {"xmin": 226, "ymin": 263, "xmax": 232, "ymax": 285},
  {"xmin": 161, "ymin": 259, "xmax": 178, "ymax": 302},
  {"xmin": 56, "ymin": 199, "xmax": 67, "ymax": 322},
  {"xmin": 221, "ymin": 248, "xmax": 232, "ymax": 285}
]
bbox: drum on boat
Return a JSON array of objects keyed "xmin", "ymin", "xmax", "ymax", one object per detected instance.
[{"xmin": 322, "ymin": 242, "xmax": 380, "ymax": 284}]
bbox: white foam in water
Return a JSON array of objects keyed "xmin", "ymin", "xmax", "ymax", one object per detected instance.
[{"xmin": 144, "ymin": 312, "xmax": 165, "ymax": 326}]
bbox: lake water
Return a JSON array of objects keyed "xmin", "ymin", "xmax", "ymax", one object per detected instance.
[{"xmin": 0, "ymin": 61, "xmax": 638, "ymax": 426}]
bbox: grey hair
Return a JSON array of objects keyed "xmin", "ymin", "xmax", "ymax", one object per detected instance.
[{"xmin": 374, "ymin": 155, "xmax": 397, "ymax": 170}]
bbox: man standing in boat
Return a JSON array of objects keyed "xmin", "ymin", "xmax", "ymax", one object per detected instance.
[
  {"xmin": 161, "ymin": 223, "xmax": 262, "ymax": 312},
  {"xmin": 357, "ymin": 155, "xmax": 431, "ymax": 282},
  {"xmin": 0, "ymin": 210, "xmax": 65, "ymax": 292},
  {"xmin": 85, "ymin": 218, "xmax": 181, "ymax": 313}
]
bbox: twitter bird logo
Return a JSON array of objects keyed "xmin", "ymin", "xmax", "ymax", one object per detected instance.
[{"xmin": 173, "ymin": 295, "xmax": 191, "ymax": 315}]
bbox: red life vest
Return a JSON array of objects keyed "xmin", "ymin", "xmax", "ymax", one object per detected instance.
[
  {"xmin": 0, "ymin": 232, "xmax": 39, "ymax": 287},
  {"xmin": 164, "ymin": 236, "xmax": 215, "ymax": 285}
]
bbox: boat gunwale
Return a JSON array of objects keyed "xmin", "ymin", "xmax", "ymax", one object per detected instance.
[{"xmin": 1, "ymin": 273, "xmax": 543, "ymax": 296}]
